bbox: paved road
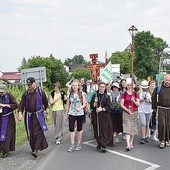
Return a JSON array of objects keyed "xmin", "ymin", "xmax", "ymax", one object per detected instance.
[
  {"xmin": 1, "ymin": 117, "xmax": 170, "ymax": 170},
  {"xmin": 34, "ymin": 118, "xmax": 170, "ymax": 170}
]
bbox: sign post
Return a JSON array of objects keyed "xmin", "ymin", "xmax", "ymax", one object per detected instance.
[{"xmin": 21, "ymin": 67, "xmax": 47, "ymax": 89}]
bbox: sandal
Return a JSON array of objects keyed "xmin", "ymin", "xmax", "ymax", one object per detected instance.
[
  {"xmin": 125, "ymin": 146, "xmax": 131, "ymax": 151},
  {"xmin": 159, "ymin": 142, "xmax": 165, "ymax": 149},
  {"xmin": 130, "ymin": 144, "xmax": 134, "ymax": 149}
]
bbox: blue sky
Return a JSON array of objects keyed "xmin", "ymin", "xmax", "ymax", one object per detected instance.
[{"xmin": 0, "ymin": 0, "xmax": 170, "ymax": 71}]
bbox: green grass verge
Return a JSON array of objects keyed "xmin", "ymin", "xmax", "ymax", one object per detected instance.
[{"xmin": 15, "ymin": 111, "xmax": 54, "ymax": 147}]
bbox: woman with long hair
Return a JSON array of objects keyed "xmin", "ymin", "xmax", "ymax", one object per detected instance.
[
  {"xmin": 119, "ymin": 79, "xmax": 127, "ymax": 92},
  {"xmin": 149, "ymin": 80, "xmax": 158, "ymax": 141},
  {"xmin": 50, "ymin": 82, "xmax": 67, "ymax": 145},
  {"xmin": 65, "ymin": 79, "xmax": 86, "ymax": 152}
]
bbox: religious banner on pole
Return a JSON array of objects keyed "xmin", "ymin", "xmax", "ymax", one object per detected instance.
[{"xmin": 100, "ymin": 61, "xmax": 113, "ymax": 83}]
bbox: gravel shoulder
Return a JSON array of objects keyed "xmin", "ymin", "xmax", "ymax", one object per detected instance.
[{"xmin": 0, "ymin": 122, "xmax": 69, "ymax": 170}]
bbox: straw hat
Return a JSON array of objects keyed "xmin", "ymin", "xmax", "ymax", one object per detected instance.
[{"xmin": 139, "ymin": 80, "xmax": 149, "ymax": 88}]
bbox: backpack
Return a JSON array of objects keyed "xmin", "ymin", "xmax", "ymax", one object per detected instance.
[
  {"xmin": 51, "ymin": 90, "xmax": 67, "ymax": 105},
  {"xmin": 61, "ymin": 90, "xmax": 67, "ymax": 104},
  {"xmin": 110, "ymin": 91, "xmax": 122, "ymax": 114},
  {"xmin": 157, "ymin": 85, "xmax": 161, "ymax": 94},
  {"xmin": 156, "ymin": 85, "xmax": 162, "ymax": 102}
]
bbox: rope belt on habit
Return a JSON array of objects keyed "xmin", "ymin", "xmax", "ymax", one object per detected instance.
[
  {"xmin": 157, "ymin": 106, "xmax": 170, "ymax": 110},
  {"xmin": 27, "ymin": 109, "xmax": 43, "ymax": 115},
  {"xmin": 1, "ymin": 112, "xmax": 12, "ymax": 117}
]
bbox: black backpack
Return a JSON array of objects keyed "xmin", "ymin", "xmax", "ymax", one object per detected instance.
[{"xmin": 51, "ymin": 90, "xmax": 67, "ymax": 105}]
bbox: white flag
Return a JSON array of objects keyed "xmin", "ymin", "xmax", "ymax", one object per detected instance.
[{"xmin": 100, "ymin": 61, "xmax": 113, "ymax": 83}]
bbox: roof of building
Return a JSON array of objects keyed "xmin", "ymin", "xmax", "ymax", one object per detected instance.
[
  {"xmin": 0, "ymin": 72, "xmax": 21, "ymax": 80},
  {"xmin": 67, "ymin": 64, "xmax": 86, "ymax": 72},
  {"xmin": 124, "ymin": 43, "xmax": 132, "ymax": 52}
]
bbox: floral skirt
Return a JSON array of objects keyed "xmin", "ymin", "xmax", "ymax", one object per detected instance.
[{"xmin": 122, "ymin": 111, "xmax": 138, "ymax": 135}]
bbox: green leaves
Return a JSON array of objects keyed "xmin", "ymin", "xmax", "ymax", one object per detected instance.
[
  {"xmin": 134, "ymin": 31, "xmax": 167, "ymax": 79},
  {"xmin": 71, "ymin": 68, "xmax": 91, "ymax": 80},
  {"xmin": 109, "ymin": 51, "xmax": 131, "ymax": 74},
  {"xmin": 20, "ymin": 55, "xmax": 69, "ymax": 88}
]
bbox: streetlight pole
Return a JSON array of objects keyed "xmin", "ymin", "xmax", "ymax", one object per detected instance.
[
  {"xmin": 128, "ymin": 25, "xmax": 138, "ymax": 111},
  {"xmin": 128, "ymin": 25, "xmax": 138, "ymax": 86}
]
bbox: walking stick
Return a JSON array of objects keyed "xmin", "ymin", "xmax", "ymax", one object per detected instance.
[
  {"xmin": 97, "ymin": 111, "xmax": 100, "ymax": 137},
  {"xmin": 94, "ymin": 92, "xmax": 100, "ymax": 137}
]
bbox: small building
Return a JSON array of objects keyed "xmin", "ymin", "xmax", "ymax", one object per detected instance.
[
  {"xmin": 67, "ymin": 64, "xmax": 86, "ymax": 73},
  {"xmin": 124, "ymin": 43, "xmax": 132, "ymax": 53},
  {"xmin": 0, "ymin": 71, "xmax": 21, "ymax": 84}
]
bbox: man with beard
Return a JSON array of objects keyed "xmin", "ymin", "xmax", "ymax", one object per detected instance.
[
  {"xmin": 0, "ymin": 83, "xmax": 18, "ymax": 158},
  {"xmin": 152, "ymin": 74, "xmax": 170, "ymax": 149},
  {"xmin": 18, "ymin": 77, "xmax": 49, "ymax": 158}
]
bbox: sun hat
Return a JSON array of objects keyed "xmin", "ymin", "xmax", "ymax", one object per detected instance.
[
  {"xmin": 112, "ymin": 82, "xmax": 119, "ymax": 88},
  {"xmin": 0, "ymin": 84, "xmax": 7, "ymax": 93},
  {"xmin": 139, "ymin": 80, "xmax": 149, "ymax": 88}
]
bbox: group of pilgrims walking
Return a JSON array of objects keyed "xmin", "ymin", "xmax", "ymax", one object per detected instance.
[{"xmin": 0, "ymin": 74, "xmax": 170, "ymax": 158}]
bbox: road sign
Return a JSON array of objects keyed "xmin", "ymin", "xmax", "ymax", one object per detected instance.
[{"xmin": 21, "ymin": 67, "xmax": 47, "ymax": 88}]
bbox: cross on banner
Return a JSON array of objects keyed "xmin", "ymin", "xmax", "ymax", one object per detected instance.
[{"xmin": 84, "ymin": 54, "xmax": 105, "ymax": 84}]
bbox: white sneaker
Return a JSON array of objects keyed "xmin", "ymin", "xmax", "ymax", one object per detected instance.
[
  {"xmin": 56, "ymin": 140, "xmax": 61, "ymax": 145},
  {"xmin": 152, "ymin": 136, "xmax": 159, "ymax": 141},
  {"xmin": 75, "ymin": 144, "xmax": 82, "ymax": 151},
  {"xmin": 122, "ymin": 135, "xmax": 126, "ymax": 140},
  {"xmin": 68, "ymin": 145, "xmax": 74, "ymax": 152},
  {"xmin": 115, "ymin": 138, "xmax": 119, "ymax": 143}
]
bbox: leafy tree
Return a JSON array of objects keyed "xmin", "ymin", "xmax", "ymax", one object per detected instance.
[
  {"xmin": 70, "ymin": 68, "xmax": 91, "ymax": 80},
  {"xmin": 72, "ymin": 55, "xmax": 85, "ymax": 64},
  {"xmin": 134, "ymin": 31, "xmax": 168, "ymax": 79},
  {"xmin": 64, "ymin": 58, "xmax": 73, "ymax": 65},
  {"xmin": 109, "ymin": 51, "xmax": 131, "ymax": 74},
  {"xmin": 19, "ymin": 55, "xmax": 69, "ymax": 88},
  {"xmin": 21, "ymin": 57, "xmax": 27, "ymax": 66}
]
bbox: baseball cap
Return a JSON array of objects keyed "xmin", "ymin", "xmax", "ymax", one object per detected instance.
[
  {"xmin": 0, "ymin": 84, "xmax": 7, "ymax": 93},
  {"xmin": 26, "ymin": 77, "xmax": 35, "ymax": 85}
]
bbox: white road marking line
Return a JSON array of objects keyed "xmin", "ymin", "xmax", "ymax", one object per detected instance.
[{"xmin": 83, "ymin": 140, "xmax": 160, "ymax": 170}]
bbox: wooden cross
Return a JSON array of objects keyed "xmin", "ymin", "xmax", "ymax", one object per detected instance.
[{"xmin": 84, "ymin": 54, "xmax": 105, "ymax": 84}]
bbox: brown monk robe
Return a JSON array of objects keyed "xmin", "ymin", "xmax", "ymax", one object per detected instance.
[
  {"xmin": 0, "ymin": 84, "xmax": 18, "ymax": 158},
  {"xmin": 90, "ymin": 82, "xmax": 113, "ymax": 153},
  {"xmin": 18, "ymin": 77, "xmax": 49, "ymax": 158},
  {"xmin": 152, "ymin": 74, "xmax": 170, "ymax": 149}
]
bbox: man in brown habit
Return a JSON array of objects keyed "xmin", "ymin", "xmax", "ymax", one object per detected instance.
[
  {"xmin": 0, "ymin": 83, "xmax": 18, "ymax": 158},
  {"xmin": 152, "ymin": 74, "xmax": 170, "ymax": 149},
  {"xmin": 18, "ymin": 77, "xmax": 49, "ymax": 158}
]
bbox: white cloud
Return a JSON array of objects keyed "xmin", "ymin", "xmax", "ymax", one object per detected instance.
[{"xmin": 0, "ymin": 0, "xmax": 170, "ymax": 71}]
